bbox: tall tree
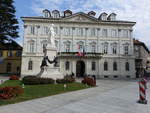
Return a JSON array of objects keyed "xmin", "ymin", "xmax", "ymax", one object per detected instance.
[{"xmin": 0, "ymin": 0, "xmax": 19, "ymax": 42}]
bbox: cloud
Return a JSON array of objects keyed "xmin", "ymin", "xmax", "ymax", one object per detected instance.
[{"xmin": 31, "ymin": 0, "xmax": 150, "ymax": 48}]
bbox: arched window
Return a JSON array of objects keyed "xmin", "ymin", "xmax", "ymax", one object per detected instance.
[
  {"xmin": 6, "ymin": 63, "xmax": 11, "ymax": 72},
  {"xmin": 99, "ymin": 12, "xmax": 108, "ymax": 21},
  {"xmin": 113, "ymin": 62, "xmax": 117, "ymax": 71},
  {"xmin": 104, "ymin": 61, "xmax": 108, "ymax": 71},
  {"xmin": 65, "ymin": 61, "xmax": 70, "ymax": 70},
  {"xmin": 125, "ymin": 62, "xmax": 129, "ymax": 71},
  {"xmin": 52, "ymin": 10, "xmax": 60, "ymax": 18},
  {"xmin": 28, "ymin": 60, "xmax": 33, "ymax": 70},
  {"xmin": 43, "ymin": 9, "xmax": 51, "ymax": 18}
]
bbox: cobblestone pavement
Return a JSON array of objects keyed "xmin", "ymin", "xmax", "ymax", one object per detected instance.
[{"xmin": 0, "ymin": 79, "xmax": 149, "ymax": 113}]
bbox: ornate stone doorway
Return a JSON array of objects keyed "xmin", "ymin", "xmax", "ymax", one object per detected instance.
[{"xmin": 76, "ymin": 60, "xmax": 85, "ymax": 77}]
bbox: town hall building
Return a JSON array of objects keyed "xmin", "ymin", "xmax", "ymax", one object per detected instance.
[{"xmin": 21, "ymin": 9, "xmax": 136, "ymax": 78}]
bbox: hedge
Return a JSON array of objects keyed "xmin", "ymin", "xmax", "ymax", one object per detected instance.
[{"xmin": 22, "ymin": 76, "xmax": 55, "ymax": 85}]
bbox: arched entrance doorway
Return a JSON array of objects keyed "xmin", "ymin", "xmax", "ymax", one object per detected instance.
[{"xmin": 76, "ymin": 60, "xmax": 85, "ymax": 77}]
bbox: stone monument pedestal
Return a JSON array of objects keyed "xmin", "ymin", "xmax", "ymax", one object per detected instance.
[
  {"xmin": 40, "ymin": 45, "xmax": 64, "ymax": 80},
  {"xmin": 40, "ymin": 67, "xmax": 63, "ymax": 80}
]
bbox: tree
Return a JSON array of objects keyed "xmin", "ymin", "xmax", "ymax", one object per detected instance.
[{"xmin": 0, "ymin": 0, "xmax": 19, "ymax": 42}]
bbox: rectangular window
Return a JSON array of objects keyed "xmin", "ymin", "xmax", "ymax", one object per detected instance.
[
  {"xmin": 66, "ymin": 44, "xmax": 70, "ymax": 52},
  {"xmin": 113, "ymin": 47, "xmax": 117, "ymax": 54},
  {"xmin": 28, "ymin": 61, "xmax": 33, "ymax": 70},
  {"xmin": 102, "ymin": 29, "xmax": 107, "ymax": 37},
  {"xmin": 7, "ymin": 51, "xmax": 12, "ymax": 57},
  {"xmin": 111, "ymin": 29, "xmax": 117, "ymax": 37},
  {"xmin": 64, "ymin": 27, "xmax": 71, "ymax": 36},
  {"xmin": 30, "ymin": 26, "xmax": 35, "ymax": 35},
  {"xmin": 124, "ymin": 46, "xmax": 129, "ymax": 55},
  {"xmin": 104, "ymin": 62, "xmax": 108, "ymax": 71},
  {"xmin": 0, "ymin": 51, "xmax": 3, "ymax": 57},
  {"xmin": 91, "ymin": 45, "xmax": 96, "ymax": 53},
  {"xmin": 112, "ymin": 44, "xmax": 117, "ymax": 54},
  {"xmin": 77, "ymin": 28, "xmax": 83, "ymax": 36},
  {"xmin": 125, "ymin": 62, "xmax": 129, "ymax": 71},
  {"xmin": 123, "ymin": 30, "xmax": 128, "ymax": 38},
  {"xmin": 65, "ymin": 61, "xmax": 70, "ymax": 70},
  {"xmin": 118, "ymin": 29, "xmax": 122, "ymax": 37},
  {"xmin": 103, "ymin": 44, "xmax": 108, "ymax": 54},
  {"xmin": 92, "ymin": 62, "xmax": 96, "ymax": 71},
  {"xmin": 129, "ymin": 30, "xmax": 132, "ymax": 38},
  {"xmin": 85, "ymin": 28, "xmax": 88, "ymax": 37},
  {"xmin": 91, "ymin": 28, "xmax": 96, "ymax": 37},
  {"xmin": 30, "ymin": 43, "xmax": 34, "ymax": 53},
  {"xmin": 54, "ymin": 27, "xmax": 58, "ymax": 35},
  {"xmin": 6, "ymin": 63, "xmax": 11, "ymax": 72},
  {"xmin": 44, "ymin": 26, "xmax": 49, "ymax": 35},
  {"xmin": 16, "ymin": 51, "xmax": 21, "ymax": 57}
]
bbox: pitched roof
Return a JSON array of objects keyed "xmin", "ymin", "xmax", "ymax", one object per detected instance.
[
  {"xmin": 133, "ymin": 39, "xmax": 149, "ymax": 53},
  {"xmin": 0, "ymin": 40, "xmax": 22, "ymax": 50}
]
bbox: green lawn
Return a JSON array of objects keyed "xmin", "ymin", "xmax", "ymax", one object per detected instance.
[{"xmin": 0, "ymin": 80, "xmax": 90, "ymax": 106}]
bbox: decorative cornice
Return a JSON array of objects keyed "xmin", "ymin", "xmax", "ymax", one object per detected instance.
[{"xmin": 21, "ymin": 17, "xmax": 136, "ymax": 26}]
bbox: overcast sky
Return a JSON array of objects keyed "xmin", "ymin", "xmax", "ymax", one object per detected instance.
[{"xmin": 14, "ymin": 0, "xmax": 150, "ymax": 49}]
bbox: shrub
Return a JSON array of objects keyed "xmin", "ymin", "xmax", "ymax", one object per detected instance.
[
  {"xmin": 56, "ymin": 75, "xmax": 75, "ymax": 84},
  {"xmin": 22, "ymin": 76, "xmax": 40, "ymax": 85},
  {"xmin": 22, "ymin": 76, "xmax": 55, "ymax": 85},
  {"xmin": 0, "ymin": 86, "xmax": 24, "ymax": 99},
  {"xmin": 9, "ymin": 75, "xmax": 19, "ymax": 80},
  {"xmin": 81, "ymin": 76, "xmax": 96, "ymax": 86},
  {"xmin": 39, "ymin": 78, "xmax": 55, "ymax": 84},
  {"xmin": 56, "ymin": 79, "xmax": 66, "ymax": 84}
]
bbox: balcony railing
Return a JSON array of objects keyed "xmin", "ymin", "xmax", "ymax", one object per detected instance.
[{"xmin": 57, "ymin": 52, "xmax": 103, "ymax": 58}]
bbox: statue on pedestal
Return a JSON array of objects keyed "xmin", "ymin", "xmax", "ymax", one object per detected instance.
[
  {"xmin": 47, "ymin": 24, "xmax": 56, "ymax": 48},
  {"xmin": 40, "ymin": 24, "xmax": 58, "ymax": 70},
  {"xmin": 38, "ymin": 23, "xmax": 63, "ymax": 80}
]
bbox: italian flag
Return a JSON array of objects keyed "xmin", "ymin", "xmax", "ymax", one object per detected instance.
[{"xmin": 77, "ymin": 45, "xmax": 85, "ymax": 57}]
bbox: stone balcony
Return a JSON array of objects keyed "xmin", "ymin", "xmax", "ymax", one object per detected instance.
[{"xmin": 57, "ymin": 52, "xmax": 103, "ymax": 59}]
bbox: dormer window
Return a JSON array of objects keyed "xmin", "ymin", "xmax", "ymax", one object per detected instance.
[
  {"xmin": 52, "ymin": 10, "xmax": 60, "ymax": 18},
  {"xmin": 107, "ymin": 13, "xmax": 116, "ymax": 21},
  {"xmin": 64, "ymin": 10, "xmax": 72, "ymax": 17},
  {"xmin": 99, "ymin": 12, "xmax": 108, "ymax": 21},
  {"xmin": 88, "ymin": 11, "xmax": 96, "ymax": 17},
  {"xmin": 43, "ymin": 9, "xmax": 51, "ymax": 18}
]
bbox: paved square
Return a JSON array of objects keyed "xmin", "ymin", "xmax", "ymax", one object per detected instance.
[{"xmin": 0, "ymin": 79, "xmax": 150, "ymax": 113}]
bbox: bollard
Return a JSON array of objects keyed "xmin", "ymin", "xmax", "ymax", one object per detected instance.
[
  {"xmin": 137, "ymin": 78, "xmax": 147, "ymax": 104},
  {"xmin": 64, "ymin": 84, "xmax": 67, "ymax": 90},
  {"xmin": 1, "ymin": 80, "xmax": 3, "ymax": 84}
]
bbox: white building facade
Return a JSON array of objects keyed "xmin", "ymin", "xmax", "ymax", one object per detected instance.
[{"xmin": 21, "ymin": 10, "xmax": 136, "ymax": 79}]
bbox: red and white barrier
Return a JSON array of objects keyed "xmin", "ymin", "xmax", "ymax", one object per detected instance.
[{"xmin": 138, "ymin": 78, "xmax": 147, "ymax": 104}]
